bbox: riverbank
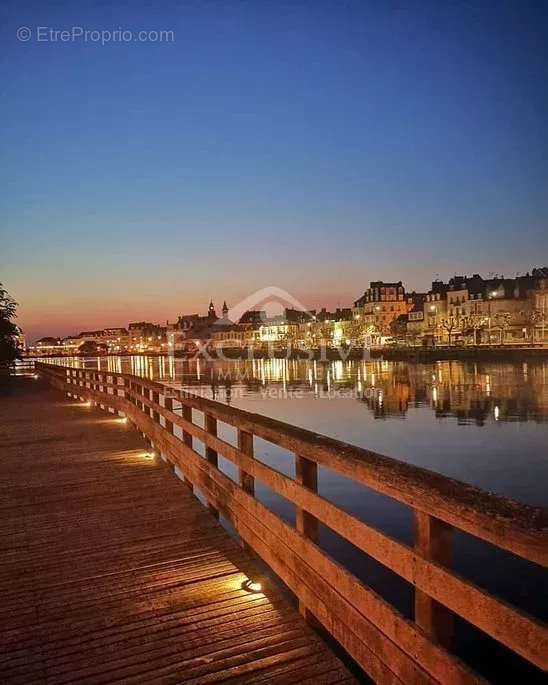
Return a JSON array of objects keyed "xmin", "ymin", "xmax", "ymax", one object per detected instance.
[
  {"xmin": 22, "ymin": 344, "xmax": 548, "ymax": 363},
  {"xmin": 371, "ymin": 345, "xmax": 548, "ymax": 362}
]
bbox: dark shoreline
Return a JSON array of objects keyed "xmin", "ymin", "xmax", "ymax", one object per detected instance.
[
  {"xmin": 370, "ymin": 345, "xmax": 548, "ymax": 362},
  {"xmin": 22, "ymin": 345, "xmax": 548, "ymax": 363}
]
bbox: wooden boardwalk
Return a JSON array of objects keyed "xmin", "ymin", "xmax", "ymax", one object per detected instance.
[{"xmin": 0, "ymin": 376, "xmax": 356, "ymax": 684}]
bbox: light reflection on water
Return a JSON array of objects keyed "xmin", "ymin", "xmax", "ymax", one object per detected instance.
[
  {"xmin": 58, "ymin": 355, "xmax": 548, "ymax": 504},
  {"xmin": 52, "ymin": 354, "xmax": 548, "ymax": 681}
]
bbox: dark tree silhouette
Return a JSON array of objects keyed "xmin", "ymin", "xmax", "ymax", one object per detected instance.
[
  {"xmin": 0, "ymin": 283, "xmax": 20, "ymax": 365},
  {"xmin": 77, "ymin": 340, "xmax": 108, "ymax": 356},
  {"xmin": 441, "ymin": 316, "xmax": 458, "ymax": 345}
]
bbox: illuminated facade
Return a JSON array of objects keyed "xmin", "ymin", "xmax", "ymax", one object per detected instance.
[{"xmin": 353, "ymin": 281, "xmax": 409, "ymax": 340}]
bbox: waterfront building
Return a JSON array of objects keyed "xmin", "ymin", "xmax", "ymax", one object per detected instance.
[
  {"xmin": 102, "ymin": 327, "xmax": 130, "ymax": 353},
  {"xmin": 423, "ymin": 281, "xmax": 449, "ymax": 345},
  {"xmin": 238, "ymin": 310, "xmax": 266, "ymax": 325},
  {"xmin": 283, "ymin": 308, "xmax": 316, "ymax": 324},
  {"xmin": 315, "ymin": 307, "xmax": 352, "ymax": 322},
  {"xmin": 211, "ymin": 323, "xmax": 261, "ymax": 351},
  {"xmin": 167, "ymin": 301, "xmax": 226, "ymax": 354},
  {"xmin": 29, "ymin": 337, "xmax": 63, "ymax": 356},
  {"xmin": 353, "ymin": 281, "xmax": 409, "ymax": 344},
  {"xmin": 61, "ymin": 336, "xmax": 82, "ymax": 354},
  {"xmin": 128, "ymin": 321, "xmax": 166, "ymax": 352},
  {"xmin": 418, "ymin": 269, "xmax": 548, "ymax": 345},
  {"xmin": 404, "ymin": 293, "xmax": 427, "ymax": 344},
  {"xmin": 531, "ymin": 269, "xmax": 548, "ymax": 343},
  {"xmin": 258, "ymin": 321, "xmax": 299, "ymax": 346}
]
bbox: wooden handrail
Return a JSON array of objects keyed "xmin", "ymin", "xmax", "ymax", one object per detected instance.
[
  {"xmin": 66, "ymin": 366, "xmax": 546, "ymax": 564},
  {"xmin": 36, "ymin": 362, "xmax": 548, "ymax": 683}
]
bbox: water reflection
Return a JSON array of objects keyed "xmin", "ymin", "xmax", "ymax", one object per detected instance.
[{"xmin": 57, "ymin": 356, "xmax": 548, "ymax": 425}]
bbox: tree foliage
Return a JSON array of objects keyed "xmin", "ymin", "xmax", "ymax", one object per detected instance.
[
  {"xmin": 441, "ymin": 316, "xmax": 458, "ymax": 345},
  {"xmin": 0, "ymin": 283, "xmax": 20, "ymax": 364},
  {"xmin": 389, "ymin": 314, "xmax": 408, "ymax": 341},
  {"xmin": 77, "ymin": 340, "xmax": 108, "ymax": 356}
]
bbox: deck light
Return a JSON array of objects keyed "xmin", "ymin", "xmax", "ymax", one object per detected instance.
[
  {"xmin": 242, "ymin": 579, "xmax": 263, "ymax": 593},
  {"xmin": 33, "ymin": 373, "xmax": 39, "ymax": 379}
]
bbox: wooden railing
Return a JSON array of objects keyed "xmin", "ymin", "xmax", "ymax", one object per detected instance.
[{"xmin": 36, "ymin": 362, "xmax": 548, "ymax": 685}]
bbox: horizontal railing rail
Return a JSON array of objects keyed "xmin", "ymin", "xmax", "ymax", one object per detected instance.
[{"xmin": 36, "ymin": 361, "xmax": 548, "ymax": 685}]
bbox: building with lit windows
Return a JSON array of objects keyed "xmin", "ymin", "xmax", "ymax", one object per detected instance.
[{"xmin": 353, "ymin": 281, "xmax": 409, "ymax": 343}]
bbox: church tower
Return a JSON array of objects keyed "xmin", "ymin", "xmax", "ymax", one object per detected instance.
[
  {"xmin": 222, "ymin": 301, "xmax": 229, "ymax": 318},
  {"xmin": 208, "ymin": 299, "xmax": 217, "ymax": 320}
]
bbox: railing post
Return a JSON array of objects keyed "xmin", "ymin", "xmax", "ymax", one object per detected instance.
[
  {"xmin": 237, "ymin": 429, "xmax": 254, "ymax": 496},
  {"xmin": 164, "ymin": 396, "xmax": 174, "ymax": 434},
  {"xmin": 161, "ymin": 396, "xmax": 174, "ymax": 467},
  {"xmin": 295, "ymin": 455, "xmax": 319, "ymax": 541},
  {"xmin": 204, "ymin": 412, "xmax": 219, "ymax": 518},
  {"xmin": 181, "ymin": 405, "xmax": 193, "ymax": 448},
  {"xmin": 237, "ymin": 428, "xmax": 254, "ymax": 550},
  {"xmin": 180, "ymin": 403, "xmax": 194, "ymax": 492},
  {"xmin": 142, "ymin": 385, "xmax": 148, "ymax": 412},
  {"xmin": 414, "ymin": 511, "xmax": 453, "ymax": 647},
  {"xmin": 295, "ymin": 454, "xmax": 319, "ymax": 618},
  {"xmin": 152, "ymin": 390, "xmax": 160, "ymax": 423}
]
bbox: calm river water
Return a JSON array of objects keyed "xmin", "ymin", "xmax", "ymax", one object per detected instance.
[{"xmin": 54, "ymin": 355, "xmax": 548, "ymax": 682}]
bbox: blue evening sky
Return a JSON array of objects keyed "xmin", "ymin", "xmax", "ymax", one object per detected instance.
[{"xmin": 1, "ymin": 1, "xmax": 547, "ymax": 339}]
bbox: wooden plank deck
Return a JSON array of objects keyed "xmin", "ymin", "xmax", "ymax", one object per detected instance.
[{"xmin": 0, "ymin": 376, "xmax": 356, "ymax": 685}]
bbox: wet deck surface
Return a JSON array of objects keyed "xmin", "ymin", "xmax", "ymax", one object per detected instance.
[{"xmin": 0, "ymin": 376, "xmax": 356, "ymax": 684}]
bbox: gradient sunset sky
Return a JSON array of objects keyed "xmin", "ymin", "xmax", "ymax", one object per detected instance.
[{"xmin": 1, "ymin": 0, "xmax": 547, "ymax": 342}]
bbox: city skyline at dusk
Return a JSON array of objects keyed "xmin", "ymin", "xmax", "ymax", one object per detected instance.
[
  {"xmin": 16, "ymin": 263, "xmax": 548, "ymax": 343},
  {"xmin": 2, "ymin": 0, "xmax": 548, "ymax": 340}
]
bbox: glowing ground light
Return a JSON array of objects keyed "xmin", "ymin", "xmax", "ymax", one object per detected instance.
[
  {"xmin": 242, "ymin": 579, "xmax": 263, "ymax": 593},
  {"xmin": 117, "ymin": 417, "xmax": 128, "ymax": 424},
  {"xmin": 143, "ymin": 452, "xmax": 155, "ymax": 460},
  {"xmin": 33, "ymin": 374, "xmax": 39, "ymax": 379}
]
